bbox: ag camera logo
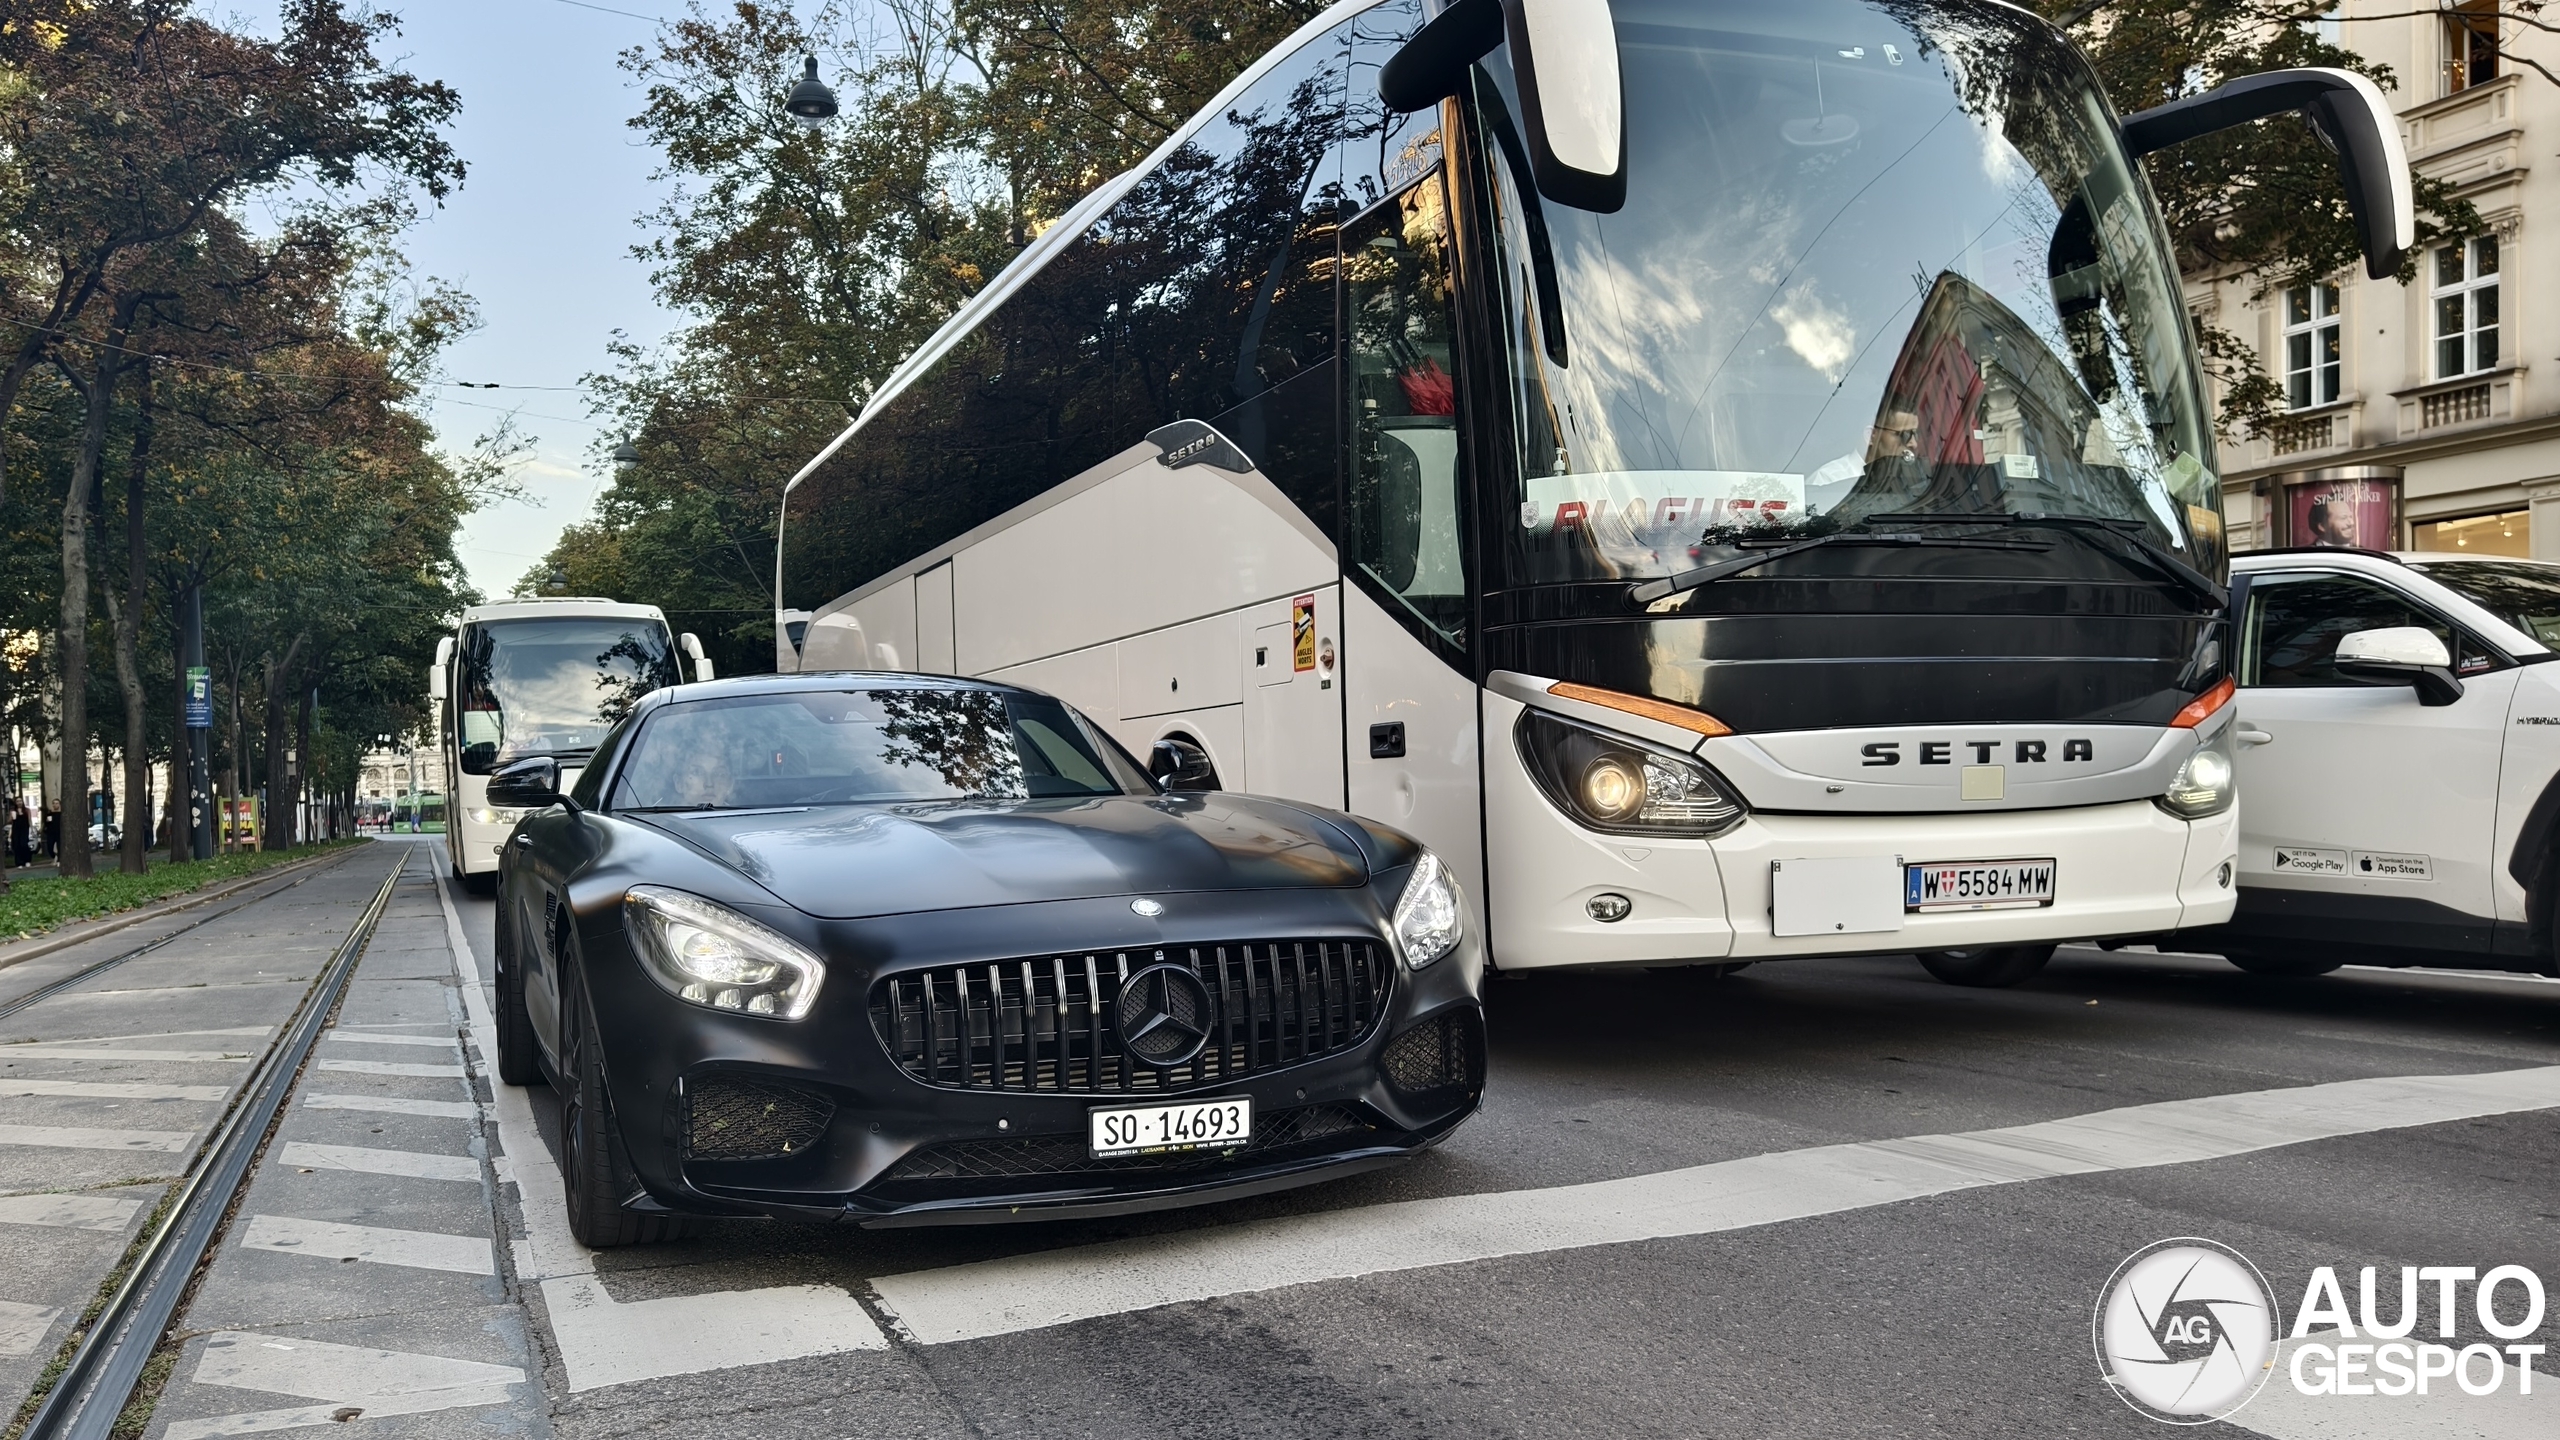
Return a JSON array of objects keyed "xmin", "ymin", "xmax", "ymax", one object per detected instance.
[{"xmin": 2094, "ymin": 1238, "xmax": 2280, "ymax": 1423}]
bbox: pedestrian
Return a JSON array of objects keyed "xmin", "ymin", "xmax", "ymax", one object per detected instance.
[
  {"xmin": 40, "ymin": 800, "xmax": 61, "ymax": 859},
  {"xmin": 8, "ymin": 802, "xmax": 30, "ymax": 868}
]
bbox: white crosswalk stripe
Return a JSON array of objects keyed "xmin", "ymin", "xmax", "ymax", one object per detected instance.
[
  {"xmin": 0, "ymin": 1123, "xmax": 191, "ymax": 1152},
  {"xmin": 279, "ymin": 1142, "xmax": 478, "ymax": 1183},
  {"xmin": 238, "ymin": 1215, "xmax": 495, "ymax": 1275},
  {"xmin": 310, "ymin": 1058, "xmax": 465, "ymax": 1079},
  {"xmin": 320, "ymin": 1032, "xmax": 458, "ymax": 1049},
  {"xmin": 163, "ymin": 1331, "xmax": 525, "ymax": 1440},
  {"xmin": 0, "ymin": 1046, "xmax": 252, "ymax": 1063},
  {"xmin": 0, "ymin": 1192, "xmax": 145, "ymax": 1230},
  {"xmin": 301, "ymin": 1093, "xmax": 476, "ymax": 1120},
  {"xmin": 0, "ymin": 1078, "xmax": 229, "ymax": 1102}
]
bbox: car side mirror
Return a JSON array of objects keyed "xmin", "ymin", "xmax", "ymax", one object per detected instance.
[
  {"xmin": 1378, "ymin": 0, "xmax": 1625, "ymax": 212},
  {"xmin": 486, "ymin": 755, "xmax": 569, "ymax": 810},
  {"xmin": 1148, "ymin": 738, "xmax": 1222, "ymax": 792},
  {"xmin": 2334, "ymin": 626, "xmax": 2464, "ymax": 706},
  {"xmin": 2119, "ymin": 69, "xmax": 2411, "ymax": 280}
]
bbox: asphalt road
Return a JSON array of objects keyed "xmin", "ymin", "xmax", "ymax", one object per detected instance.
[
  {"xmin": 29, "ymin": 833, "xmax": 2556, "ymax": 1439},
  {"xmin": 455, "ymin": 838, "xmax": 2559, "ymax": 1439}
]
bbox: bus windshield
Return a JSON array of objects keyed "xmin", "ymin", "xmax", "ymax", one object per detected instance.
[
  {"xmin": 1473, "ymin": 0, "xmax": 2222, "ymax": 591},
  {"xmin": 454, "ymin": 618, "xmax": 681, "ymax": 775}
]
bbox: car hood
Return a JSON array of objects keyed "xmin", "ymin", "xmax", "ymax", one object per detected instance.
[{"xmin": 630, "ymin": 793, "xmax": 1370, "ymax": 919}]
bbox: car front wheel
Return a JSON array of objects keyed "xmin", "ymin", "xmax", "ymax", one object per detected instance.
[
  {"xmin": 1915, "ymin": 945, "xmax": 2056, "ymax": 988},
  {"xmin": 556, "ymin": 962, "xmax": 687, "ymax": 1248}
]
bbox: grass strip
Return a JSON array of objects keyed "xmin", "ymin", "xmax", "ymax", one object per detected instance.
[{"xmin": 0, "ymin": 839, "xmax": 366, "ymax": 942}]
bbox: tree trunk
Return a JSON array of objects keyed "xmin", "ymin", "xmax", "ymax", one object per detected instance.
[
  {"xmin": 54, "ymin": 343, "xmax": 122, "ymax": 881},
  {"xmin": 114, "ymin": 366, "xmax": 154, "ymax": 873},
  {"xmin": 260, "ymin": 636, "xmax": 305, "ymax": 851}
]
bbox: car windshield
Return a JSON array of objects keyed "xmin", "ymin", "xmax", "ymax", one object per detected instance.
[
  {"xmin": 2409, "ymin": 559, "xmax": 2560, "ymax": 648},
  {"xmin": 455, "ymin": 618, "xmax": 681, "ymax": 776},
  {"xmin": 1470, "ymin": 0, "xmax": 2221, "ymax": 590},
  {"xmin": 609, "ymin": 688, "xmax": 1147, "ymax": 810}
]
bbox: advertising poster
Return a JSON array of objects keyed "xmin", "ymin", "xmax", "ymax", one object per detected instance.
[{"xmin": 2285, "ymin": 476, "xmax": 2397, "ymax": 549}]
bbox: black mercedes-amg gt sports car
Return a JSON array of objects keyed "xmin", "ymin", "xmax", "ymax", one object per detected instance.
[{"xmin": 485, "ymin": 672, "xmax": 1486, "ymax": 1245}]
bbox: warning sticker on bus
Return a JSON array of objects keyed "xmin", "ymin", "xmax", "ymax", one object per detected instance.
[{"xmin": 1292, "ymin": 596, "xmax": 1316, "ymax": 672}]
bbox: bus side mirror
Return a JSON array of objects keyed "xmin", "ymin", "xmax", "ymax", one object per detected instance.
[
  {"xmin": 426, "ymin": 664, "xmax": 446, "ymax": 704},
  {"xmin": 2120, "ymin": 68, "xmax": 2412, "ymax": 280},
  {"xmin": 679, "ymin": 632, "xmax": 716, "ymax": 682},
  {"xmin": 2334, "ymin": 626, "xmax": 2463, "ymax": 706},
  {"xmin": 1378, "ymin": 0, "xmax": 1625, "ymax": 213}
]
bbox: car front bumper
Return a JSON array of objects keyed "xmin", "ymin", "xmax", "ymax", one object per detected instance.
[{"xmin": 578, "ymin": 888, "xmax": 1487, "ymax": 1226}]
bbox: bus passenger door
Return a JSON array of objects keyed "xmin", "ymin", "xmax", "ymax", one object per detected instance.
[{"xmin": 1341, "ymin": 168, "xmax": 1485, "ymax": 920}]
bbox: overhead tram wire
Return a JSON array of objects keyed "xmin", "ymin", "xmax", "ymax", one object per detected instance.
[{"xmin": 17, "ymin": 856, "xmax": 408, "ymax": 1440}]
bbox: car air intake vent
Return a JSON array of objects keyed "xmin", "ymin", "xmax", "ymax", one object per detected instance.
[
  {"xmin": 871, "ymin": 941, "xmax": 1390, "ymax": 1095},
  {"xmin": 685, "ymin": 1073, "xmax": 834, "ymax": 1160},
  {"xmin": 877, "ymin": 1104, "xmax": 1375, "ymax": 1186},
  {"xmin": 1379, "ymin": 1010, "xmax": 1485, "ymax": 1102}
]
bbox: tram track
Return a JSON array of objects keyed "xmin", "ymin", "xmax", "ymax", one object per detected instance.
[
  {"xmin": 11, "ymin": 853, "xmax": 407, "ymax": 1440},
  {"xmin": 0, "ymin": 850, "xmax": 363, "ymax": 1024}
]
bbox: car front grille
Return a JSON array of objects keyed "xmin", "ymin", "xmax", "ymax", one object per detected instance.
[
  {"xmin": 683, "ymin": 1073, "xmax": 835, "ymax": 1161},
  {"xmin": 874, "ymin": 1104, "xmax": 1377, "ymax": 1189},
  {"xmin": 870, "ymin": 940, "xmax": 1390, "ymax": 1095}
]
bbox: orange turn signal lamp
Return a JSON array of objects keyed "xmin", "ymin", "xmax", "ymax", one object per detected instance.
[
  {"xmin": 1547, "ymin": 682, "xmax": 1734, "ymax": 738},
  {"xmin": 2169, "ymin": 677, "xmax": 2236, "ymax": 729}
]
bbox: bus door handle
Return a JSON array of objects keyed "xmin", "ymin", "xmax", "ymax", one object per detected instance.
[{"xmin": 1369, "ymin": 722, "xmax": 1406, "ymax": 759}]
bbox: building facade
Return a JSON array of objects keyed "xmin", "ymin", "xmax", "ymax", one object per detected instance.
[{"xmin": 2192, "ymin": 3, "xmax": 2558, "ymax": 557}]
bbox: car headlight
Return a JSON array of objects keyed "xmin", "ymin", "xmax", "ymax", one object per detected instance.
[
  {"xmin": 1391, "ymin": 850, "xmax": 1464, "ymax": 969},
  {"xmin": 623, "ymin": 885, "xmax": 826, "ymax": 1019},
  {"xmin": 2157, "ymin": 726, "xmax": 2237, "ymax": 819},
  {"xmin": 1517, "ymin": 709, "xmax": 1747, "ymax": 837}
]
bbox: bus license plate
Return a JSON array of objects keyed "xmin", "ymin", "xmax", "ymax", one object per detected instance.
[
  {"xmin": 1089, "ymin": 1096, "xmax": 1253, "ymax": 1158},
  {"xmin": 1905, "ymin": 859, "xmax": 2056, "ymax": 912}
]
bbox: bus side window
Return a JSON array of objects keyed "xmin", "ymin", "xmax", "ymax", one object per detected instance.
[{"xmin": 1345, "ymin": 169, "xmax": 1467, "ymax": 648}]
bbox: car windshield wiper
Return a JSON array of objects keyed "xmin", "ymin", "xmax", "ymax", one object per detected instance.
[
  {"xmin": 1872, "ymin": 511, "xmax": 2228, "ymax": 606},
  {"xmin": 1627, "ymin": 528, "xmax": 2052, "ymax": 606}
]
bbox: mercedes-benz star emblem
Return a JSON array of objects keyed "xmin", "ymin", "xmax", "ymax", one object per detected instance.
[
  {"xmin": 1117, "ymin": 962, "xmax": 1213, "ymax": 1067},
  {"xmin": 1130, "ymin": 898, "xmax": 1163, "ymax": 917}
]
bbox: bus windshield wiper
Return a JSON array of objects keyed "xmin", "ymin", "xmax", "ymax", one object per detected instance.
[
  {"xmin": 1872, "ymin": 512, "xmax": 2228, "ymax": 606},
  {"xmin": 1627, "ymin": 528, "xmax": 2050, "ymax": 606}
]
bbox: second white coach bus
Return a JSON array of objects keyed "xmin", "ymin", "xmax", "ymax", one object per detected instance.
[
  {"xmin": 775, "ymin": 0, "xmax": 2413, "ymax": 985},
  {"xmin": 431, "ymin": 599, "xmax": 714, "ymax": 892}
]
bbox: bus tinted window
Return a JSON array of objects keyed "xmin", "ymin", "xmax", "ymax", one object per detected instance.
[
  {"xmin": 780, "ymin": 13, "xmax": 1376, "ymax": 613},
  {"xmin": 1346, "ymin": 169, "xmax": 1468, "ymax": 646},
  {"xmin": 454, "ymin": 618, "xmax": 680, "ymax": 775}
]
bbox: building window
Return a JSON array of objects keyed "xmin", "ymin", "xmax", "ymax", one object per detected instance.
[
  {"xmin": 2282, "ymin": 282, "xmax": 2341, "ymax": 409},
  {"xmin": 2412, "ymin": 508, "xmax": 2529, "ymax": 558},
  {"xmin": 2445, "ymin": 0, "xmax": 2500, "ymax": 93},
  {"xmin": 2433, "ymin": 236, "xmax": 2500, "ymax": 378}
]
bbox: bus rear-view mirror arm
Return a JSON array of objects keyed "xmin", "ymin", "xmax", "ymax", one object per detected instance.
[
  {"xmin": 1379, "ymin": 0, "xmax": 1625, "ymax": 213},
  {"xmin": 2118, "ymin": 68, "xmax": 2412, "ymax": 280}
]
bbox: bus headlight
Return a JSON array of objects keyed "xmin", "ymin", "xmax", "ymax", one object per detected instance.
[
  {"xmin": 1390, "ymin": 850, "xmax": 1465, "ymax": 969},
  {"xmin": 1517, "ymin": 710, "xmax": 1746, "ymax": 838},
  {"xmin": 623, "ymin": 886, "xmax": 825, "ymax": 1019},
  {"xmin": 2156, "ymin": 730, "xmax": 2237, "ymax": 819}
]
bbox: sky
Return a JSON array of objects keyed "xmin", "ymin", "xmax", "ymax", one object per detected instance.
[{"xmin": 233, "ymin": 0, "xmax": 702, "ymax": 600}]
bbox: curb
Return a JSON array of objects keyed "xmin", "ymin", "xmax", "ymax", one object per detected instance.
[{"xmin": 0, "ymin": 842, "xmax": 376, "ymax": 974}]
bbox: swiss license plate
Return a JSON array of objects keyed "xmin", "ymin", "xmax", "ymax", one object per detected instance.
[
  {"xmin": 1905, "ymin": 858, "xmax": 2057, "ymax": 912},
  {"xmin": 1089, "ymin": 1096, "xmax": 1254, "ymax": 1158}
]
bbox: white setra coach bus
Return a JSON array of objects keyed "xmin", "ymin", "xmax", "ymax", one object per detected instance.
[
  {"xmin": 773, "ymin": 0, "xmax": 2413, "ymax": 986},
  {"xmin": 430, "ymin": 598, "xmax": 715, "ymax": 892}
]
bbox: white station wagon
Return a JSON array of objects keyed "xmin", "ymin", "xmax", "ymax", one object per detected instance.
[{"xmin": 2186, "ymin": 548, "xmax": 2560, "ymax": 976}]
